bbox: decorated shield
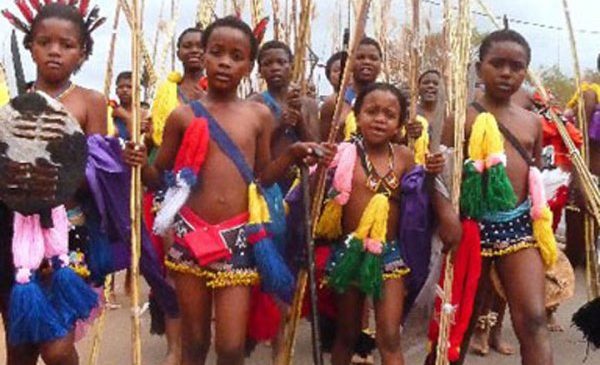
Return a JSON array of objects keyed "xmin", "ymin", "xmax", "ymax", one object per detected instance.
[{"xmin": 0, "ymin": 91, "xmax": 87, "ymax": 215}]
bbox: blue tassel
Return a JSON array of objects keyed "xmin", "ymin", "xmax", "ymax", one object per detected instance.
[
  {"xmin": 8, "ymin": 278, "xmax": 68, "ymax": 345},
  {"xmin": 48, "ymin": 258, "xmax": 98, "ymax": 328},
  {"xmin": 253, "ymin": 236, "xmax": 295, "ymax": 304},
  {"xmin": 85, "ymin": 218, "xmax": 114, "ymax": 285}
]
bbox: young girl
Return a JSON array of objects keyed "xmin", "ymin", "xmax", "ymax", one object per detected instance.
[
  {"xmin": 151, "ymin": 26, "xmax": 206, "ymax": 148},
  {"xmin": 314, "ymin": 82, "xmax": 438, "ymax": 365},
  {"xmin": 443, "ymin": 29, "xmax": 555, "ymax": 365},
  {"xmin": 1, "ymin": 2, "xmax": 107, "ymax": 365}
]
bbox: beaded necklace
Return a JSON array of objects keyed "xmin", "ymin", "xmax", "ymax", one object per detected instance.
[{"xmin": 356, "ymin": 138, "xmax": 399, "ymax": 196}]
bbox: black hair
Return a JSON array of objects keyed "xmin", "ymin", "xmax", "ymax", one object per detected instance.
[
  {"xmin": 418, "ymin": 69, "xmax": 441, "ymax": 84},
  {"xmin": 359, "ymin": 37, "xmax": 383, "ymax": 58},
  {"xmin": 24, "ymin": 3, "xmax": 94, "ymax": 60},
  {"xmin": 478, "ymin": 29, "xmax": 531, "ymax": 65},
  {"xmin": 116, "ymin": 71, "xmax": 132, "ymax": 85},
  {"xmin": 201, "ymin": 16, "xmax": 258, "ymax": 62},
  {"xmin": 353, "ymin": 82, "xmax": 408, "ymax": 125},
  {"xmin": 325, "ymin": 51, "xmax": 346, "ymax": 81},
  {"xmin": 177, "ymin": 26, "xmax": 202, "ymax": 48},
  {"xmin": 258, "ymin": 40, "xmax": 293, "ymax": 64}
]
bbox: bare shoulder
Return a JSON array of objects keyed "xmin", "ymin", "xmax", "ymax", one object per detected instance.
[
  {"xmin": 168, "ymin": 103, "xmax": 195, "ymax": 130},
  {"xmin": 302, "ymin": 96, "xmax": 319, "ymax": 109},
  {"xmin": 247, "ymin": 92, "xmax": 264, "ymax": 104},
  {"xmin": 76, "ymin": 86, "xmax": 106, "ymax": 109},
  {"xmin": 394, "ymin": 144, "xmax": 415, "ymax": 171},
  {"xmin": 322, "ymin": 94, "xmax": 336, "ymax": 109},
  {"xmin": 515, "ymin": 104, "xmax": 540, "ymax": 131},
  {"xmin": 241, "ymin": 99, "xmax": 274, "ymax": 129}
]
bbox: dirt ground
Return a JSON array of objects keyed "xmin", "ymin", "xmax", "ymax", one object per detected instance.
[{"xmin": 1, "ymin": 269, "xmax": 599, "ymax": 365}]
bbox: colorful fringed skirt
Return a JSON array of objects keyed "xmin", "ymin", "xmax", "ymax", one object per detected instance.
[
  {"xmin": 479, "ymin": 200, "xmax": 538, "ymax": 258},
  {"xmin": 165, "ymin": 207, "xmax": 259, "ymax": 288},
  {"xmin": 326, "ymin": 236, "xmax": 410, "ymax": 283}
]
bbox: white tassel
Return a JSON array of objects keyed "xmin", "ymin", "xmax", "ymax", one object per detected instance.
[{"xmin": 153, "ymin": 176, "xmax": 191, "ymax": 235}]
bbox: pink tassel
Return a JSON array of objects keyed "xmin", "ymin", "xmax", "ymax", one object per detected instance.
[
  {"xmin": 364, "ymin": 238, "xmax": 383, "ymax": 255},
  {"xmin": 473, "ymin": 159, "xmax": 485, "ymax": 173},
  {"xmin": 485, "ymin": 153, "xmax": 507, "ymax": 168},
  {"xmin": 332, "ymin": 143, "xmax": 357, "ymax": 205},
  {"xmin": 42, "ymin": 206, "xmax": 70, "ymax": 268},
  {"xmin": 12, "ymin": 212, "xmax": 46, "ymax": 284},
  {"xmin": 529, "ymin": 167, "xmax": 546, "ymax": 220}
]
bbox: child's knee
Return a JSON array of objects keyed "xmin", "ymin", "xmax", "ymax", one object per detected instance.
[
  {"xmin": 40, "ymin": 344, "xmax": 76, "ymax": 365},
  {"xmin": 515, "ymin": 311, "xmax": 547, "ymax": 337},
  {"xmin": 375, "ymin": 326, "xmax": 401, "ymax": 353},
  {"xmin": 182, "ymin": 336, "xmax": 210, "ymax": 361},
  {"xmin": 215, "ymin": 339, "xmax": 246, "ymax": 362}
]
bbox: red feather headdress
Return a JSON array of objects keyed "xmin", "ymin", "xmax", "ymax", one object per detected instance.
[{"xmin": 2, "ymin": 0, "xmax": 104, "ymax": 34}]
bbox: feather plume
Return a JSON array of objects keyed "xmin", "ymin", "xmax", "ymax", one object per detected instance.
[
  {"xmin": 88, "ymin": 16, "xmax": 105, "ymax": 33},
  {"xmin": 253, "ymin": 16, "xmax": 269, "ymax": 44},
  {"xmin": 68, "ymin": 1, "xmax": 80, "ymax": 6},
  {"xmin": 84, "ymin": 5, "xmax": 99, "ymax": 28},
  {"xmin": 2, "ymin": 10, "xmax": 30, "ymax": 34},
  {"xmin": 78, "ymin": 0, "xmax": 89, "ymax": 16},
  {"xmin": 15, "ymin": 0, "xmax": 34, "ymax": 24},
  {"xmin": 28, "ymin": 0, "xmax": 42, "ymax": 12},
  {"xmin": 10, "ymin": 30, "xmax": 27, "ymax": 95}
]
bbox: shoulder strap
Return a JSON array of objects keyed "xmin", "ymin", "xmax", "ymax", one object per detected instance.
[
  {"xmin": 189, "ymin": 100, "xmax": 255, "ymax": 184},
  {"xmin": 344, "ymin": 88, "xmax": 356, "ymax": 106},
  {"xmin": 470, "ymin": 101, "xmax": 534, "ymax": 166},
  {"xmin": 261, "ymin": 91, "xmax": 282, "ymax": 119}
]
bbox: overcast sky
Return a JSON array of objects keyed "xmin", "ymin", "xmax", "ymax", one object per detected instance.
[{"xmin": 0, "ymin": 0, "xmax": 598, "ymax": 98}]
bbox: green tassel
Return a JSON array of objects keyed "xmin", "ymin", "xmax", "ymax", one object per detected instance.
[
  {"xmin": 485, "ymin": 164, "xmax": 517, "ymax": 213},
  {"xmin": 460, "ymin": 162, "xmax": 484, "ymax": 219},
  {"xmin": 329, "ymin": 238, "xmax": 364, "ymax": 294},
  {"xmin": 359, "ymin": 253, "xmax": 383, "ymax": 299}
]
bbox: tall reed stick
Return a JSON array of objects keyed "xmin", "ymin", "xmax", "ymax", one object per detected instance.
[
  {"xmin": 435, "ymin": 1, "xmax": 470, "ymax": 363},
  {"xmin": 103, "ymin": 3, "xmax": 122, "ymax": 98},
  {"xmin": 561, "ymin": 0, "xmax": 600, "ymax": 300},
  {"xmin": 407, "ymin": 0, "xmax": 420, "ymax": 148},
  {"xmin": 278, "ymin": 3, "xmax": 372, "ymax": 365},
  {"xmin": 271, "ymin": 0, "xmax": 282, "ymax": 41},
  {"xmin": 291, "ymin": 0, "xmax": 312, "ymax": 92},
  {"xmin": 130, "ymin": 0, "xmax": 143, "ymax": 363},
  {"xmin": 118, "ymin": 0, "xmax": 157, "ymax": 88}
]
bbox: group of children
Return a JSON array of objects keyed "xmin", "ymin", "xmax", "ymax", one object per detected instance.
[{"xmin": 2, "ymin": 1, "xmax": 590, "ymax": 365}]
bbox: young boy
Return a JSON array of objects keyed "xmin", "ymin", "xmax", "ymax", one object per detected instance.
[
  {"xmin": 124, "ymin": 16, "xmax": 327, "ymax": 365},
  {"xmin": 443, "ymin": 29, "xmax": 554, "ymax": 365},
  {"xmin": 0, "ymin": 2, "xmax": 107, "ymax": 365},
  {"xmin": 251, "ymin": 40, "xmax": 320, "ymax": 192},
  {"xmin": 110, "ymin": 71, "xmax": 134, "ymax": 140}
]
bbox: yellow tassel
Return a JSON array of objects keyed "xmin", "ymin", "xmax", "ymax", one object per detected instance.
[
  {"xmin": 0, "ymin": 83, "xmax": 9, "ymax": 107},
  {"xmin": 344, "ymin": 112, "xmax": 358, "ymax": 141},
  {"xmin": 469, "ymin": 112, "xmax": 505, "ymax": 160},
  {"xmin": 315, "ymin": 199, "xmax": 343, "ymax": 239},
  {"xmin": 353, "ymin": 193, "xmax": 389, "ymax": 241},
  {"xmin": 248, "ymin": 183, "xmax": 270, "ymax": 225},
  {"xmin": 468, "ymin": 113, "xmax": 489, "ymax": 161},
  {"xmin": 532, "ymin": 206, "xmax": 558, "ymax": 268},
  {"xmin": 151, "ymin": 71, "xmax": 182, "ymax": 146},
  {"xmin": 107, "ymin": 105, "xmax": 115, "ymax": 137},
  {"xmin": 483, "ymin": 114, "xmax": 505, "ymax": 156},
  {"xmin": 567, "ymin": 82, "xmax": 600, "ymax": 109},
  {"xmin": 413, "ymin": 115, "xmax": 430, "ymax": 165}
]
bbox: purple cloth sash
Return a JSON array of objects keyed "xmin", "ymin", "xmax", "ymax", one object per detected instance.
[{"xmin": 85, "ymin": 135, "xmax": 178, "ymax": 317}]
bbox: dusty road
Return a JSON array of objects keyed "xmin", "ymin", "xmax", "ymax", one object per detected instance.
[{"xmin": 1, "ymin": 269, "xmax": 599, "ymax": 364}]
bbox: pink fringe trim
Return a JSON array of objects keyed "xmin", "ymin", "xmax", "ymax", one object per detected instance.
[
  {"xmin": 364, "ymin": 238, "xmax": 383, "ymax": 255},
  {"xmin": 332, "ymin": 143, "xmax": 357, "ymax": 205},
  {"xmin": 529, "ymin": 167, "xmax": 546, "ymax": 220}
]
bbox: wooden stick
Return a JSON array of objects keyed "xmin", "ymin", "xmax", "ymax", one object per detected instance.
[
  {"xmin": 86, "ymin": 276, "xmax": 112, "ymax": 365},
  {"xmin": 434, "ymin": 1, "xmax": 470, "ymax": 363},
  {"xmin": 291, "ymin": 0, "xmax": 312, "ymax": 92},
  {"xmin": 408, "ymin": 0, "xmax": 420, "ymax": 148},
  {"xmin": 103, "ymin": 2, "xmax": 122, "ymax": 98},
  {"xmin": 272, "ymin": 0, "xmax": 282, "ymax": 41},
  {"xmin": 130, "ymin": 0, "xmax": 143, "ymax": 363},
  {"xmin": 118, "ymin": 0, "xmax": 157, "ymax": 88},
  {"xmin": 278, "ymin": 3, "xmax": 372, "ymax": 365},
  {"xmin": 561, "ymin": 0, "xmax": 600, "ymax": 300}
]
